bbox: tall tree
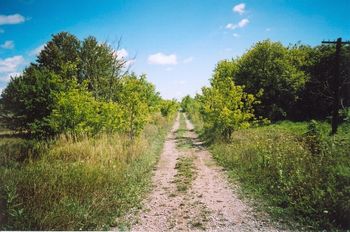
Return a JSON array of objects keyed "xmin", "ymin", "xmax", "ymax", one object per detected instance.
[
  {"xmin": 79, "ymin": 37, "xmax": 126, "ymax": 100},
  {"xmin": 235, "ymin": 40, "xmax": 308, "ymax": 121},
  {"xmin": 37, "ymin": 32, "xmax": 81, "ymax": 80}
]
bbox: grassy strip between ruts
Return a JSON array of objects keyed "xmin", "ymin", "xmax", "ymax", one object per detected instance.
[
  {"xmin": 173, "ymin": 156, "xmax": 196, "ymax": 192},
  {"xmin": 176, "ymin": 113, "xmax": 193, "ymax": 149},
  {"xmin": 0, "ymin": 114, "xmax": 174, "ymax": 230}
]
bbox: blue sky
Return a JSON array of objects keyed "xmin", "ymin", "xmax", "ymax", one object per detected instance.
[{"xmin": 1, "ymin": 0, "xmax": 349, "ymax": 99}]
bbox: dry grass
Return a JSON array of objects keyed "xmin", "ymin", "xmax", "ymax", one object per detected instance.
[{"xmin": 0, "ymin": 115, "xmax": 175, "ymax": 230}]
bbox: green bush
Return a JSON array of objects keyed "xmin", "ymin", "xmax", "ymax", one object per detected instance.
[{"xmin": 48, "ymin": 86, "xmax": 126, "ymax": 136}]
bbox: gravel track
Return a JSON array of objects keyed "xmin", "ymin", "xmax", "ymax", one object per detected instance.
[{"xmin": 131, "ymin": 113, "xmax": 284, "ymax": 231}]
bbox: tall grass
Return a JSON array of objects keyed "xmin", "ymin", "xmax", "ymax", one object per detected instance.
[
  {"xmin": 0, "ymin": 114, "xmax": 174, "ymax": 230},
  {"xmin": 210, "ymin": 122, "xmax": 350, "ymax": 229}
]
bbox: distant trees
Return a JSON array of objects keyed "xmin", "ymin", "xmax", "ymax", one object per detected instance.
[
  {"xmin": 0, "ymin": 32, "xmax": 172, "ymax": 138},
  {"xmin": 182, "ymin": 40, "xmax": 350, "ymax": 138}
]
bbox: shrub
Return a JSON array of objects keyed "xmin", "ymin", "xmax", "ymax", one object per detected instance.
[{"xmin": 48, "ymin": 86, "xmax": 126, "ymax": 136}]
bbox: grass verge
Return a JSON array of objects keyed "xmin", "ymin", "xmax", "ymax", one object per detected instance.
[
  {"xmin": 0, "ymin": 114, "xmax": 174, "ymax": 230},
  {"xmin": 210, "ymin": 121, "xmax": 350, "ymax": 230}
]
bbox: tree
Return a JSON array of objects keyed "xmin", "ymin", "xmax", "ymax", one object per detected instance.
[
  {"xmin": 181, "ymin": 95, "xmax": 192, "ymax": 112},
  {"xmin": 235, "ymin": 40, "xmax": 308, "ymax": 121},
  {"xmin": 0, "ymin": 66, "xmax": 64, "ymax": 136},
  {"xmin": 160, "ymin": 99, "xmax": 179, "ymax": 117},
  {"xmin": 117, "ymin": 74, "xmax": 160, "ymax": 139},
  {"xmin": 199, "ymin": 60, "xmax": 259, "ymax": 140},
  {"xmin": 79, "ymin": 37, "xmax": 126, "ymax": 100},
  {"xmin": 37, "ymin": 32, "xmax": 81, "ymax": 80}
]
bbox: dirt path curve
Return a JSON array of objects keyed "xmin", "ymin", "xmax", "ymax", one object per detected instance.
[{"xmin": 132, "ymin": 113, "xmax": 282, "ymax": 231}]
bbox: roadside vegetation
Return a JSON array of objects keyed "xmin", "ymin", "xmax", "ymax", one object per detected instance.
[
  {"xmin": 181, "ymin": 40, "xmax": 350, "ymax": 230},
  {"xmin": 0, "ymin": 32, "xmax": 179, "ymax": 230}
]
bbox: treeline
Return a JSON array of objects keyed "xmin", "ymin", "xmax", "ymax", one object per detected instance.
[
  {"xmin": 181, "ymin": 40, "xmax": 350, "ymax": 229},
  {"xmin": 0, "ymin": 32, "xmax": 179, "ymax": 138},
  {"xmin": 182, "ymin": 40, "xmax": 350, "ymax": 139},
  {"xmin": 0, "ymin": 32, "xmax": 179, "ymax": 230}
]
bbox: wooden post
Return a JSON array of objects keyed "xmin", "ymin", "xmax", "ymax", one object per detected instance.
[{"xmin": 322, "ymin": 38, "xmax": 350, "ymax": 135}]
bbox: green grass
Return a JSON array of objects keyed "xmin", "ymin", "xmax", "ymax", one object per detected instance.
[
  {"xmin": 176, "ymin": 113, "xmax": 193, "ymax": 149},
  {"xmin": 173, "ymin": 156, "xmax": 196, "ymax": 192},
  {"xmin": 0, "ymin": 114, "xmax": 175, "ymax": 230},
  {"xmin": 210, "ymin": 121, "xmax": 350, "ymax": 230}
]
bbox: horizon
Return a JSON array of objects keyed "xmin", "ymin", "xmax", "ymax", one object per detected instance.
[{"xmin": 1, "ymin": 0, "xmax": 349, "ymax": 99}]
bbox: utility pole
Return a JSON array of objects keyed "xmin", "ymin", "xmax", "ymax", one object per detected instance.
[{"xmin": 322, "ymin": 38, "xmax": 350, "ymax": 135}]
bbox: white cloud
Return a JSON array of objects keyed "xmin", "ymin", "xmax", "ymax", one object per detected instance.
[
  {"xmin": 225, "ymin": 23, "xmax": 234, "ymax": 29},
  {"xmin": 233, "ymin": 33, "xmax": 239, "ymax": 37},
  {"xmin": 0, "ymin": 55, "xmax": 25, "ymax": 73},
  {"xmin": 183, "ymin": 56, "xmax": 194, "ymax": 64},
  {"xmin": 148, "ymin": 52, "xmax": 177, "ymax": 65},
  {"xmin": 1, "ymin": 40, "xmax": 14, "ymax": 49},
  {"xmin": 0, "ymin": 72, "xmax": 21, "ymax": 82},
  {"xmin": 115, "ymin": 48, "xmax": 128, "ymax": 58},
  {"xmin": 29, "ymin": 44, "xmax": 45, "ymax": 56},
  {"xmin": 125, "ymin": 59, "xmax": 136, "ymax": 68},
  {"xmin": 237, "ymin": 18, "xmax": 249, "ymax": 28},
  {"xmin": 0, "ymin": 14, "xmax": 26, "ymax": 25},
  {"xmin": 233, "ymin": 3, "xmax": 245, "ymax": 14},
  {"xmin": 226, "ymin": 18, "xmax": 249, "ymax": 30}
]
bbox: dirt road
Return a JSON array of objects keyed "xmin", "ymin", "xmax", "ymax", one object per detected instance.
[{"xmin": 132, "ymin": 113, "xmax": 281, "ymax": 231}]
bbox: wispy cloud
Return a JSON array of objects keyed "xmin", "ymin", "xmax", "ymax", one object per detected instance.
[
  {"xmin": 226, "ymin": 18, "xmax": 249, "ymax": 30},
  {"xmin": 225, "ymin": 23, "xmax": 233, "ymax": 29},
  {"xmin": 0, "ymin": 72, "xmax": 21, "ymax": 82},
  {"xmin": 233, "ymin": 33, "xmax": 239, "ymax": 37},
  {"xmin": 1, "ymin": 40, "xmax": 14, "ymax": 49},
  {"xmin": 115, "ymin": 48, "xmax": 128, "ymax": 58},
  {"xmin": 125, "ymin": 59, "xmax": 136, "ymax": 68},
  {"xmin": 0, "ymin": 55, "xmax": 25, "ymax": 73},
  {"xmin": 0, "ymin": 14, "xmax": 26, "ymax": 25},
  {"xmin": 233, "ymin": 3, "xmax": 245, "ymax": 15},
  {"xmin": 29, "ymin": 44, "xmax": 45, "ymax": 56},
  {"xmin": 183, "ymin": 56, "xmax": 194, "ymax": 64},
  {"xmin": 148, "ymin": 52, "xmax": 177, "ymax": 65}
]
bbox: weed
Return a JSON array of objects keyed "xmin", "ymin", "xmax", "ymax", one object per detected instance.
[{"xmin": 173, "ymin": 156, "xmax": 196, "ymax": 192}]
